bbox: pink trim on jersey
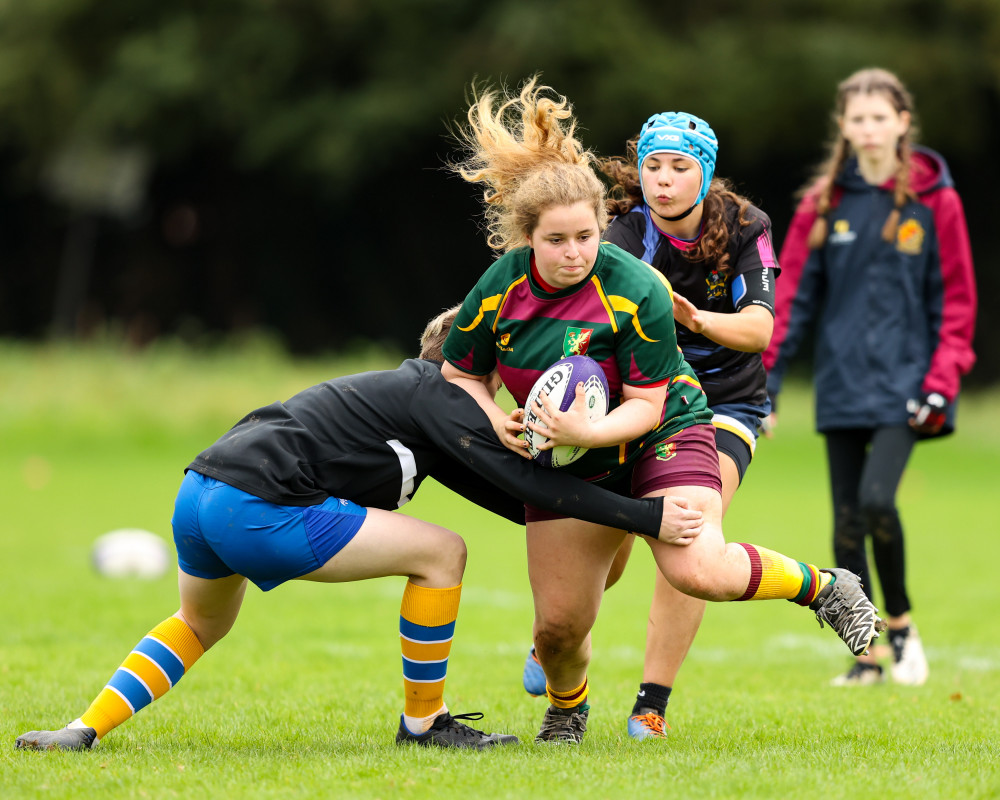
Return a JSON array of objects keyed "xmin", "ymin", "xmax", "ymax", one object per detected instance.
[
  {"xmin": 652, "ymin": 216, "xmax": 704, "ymax": 251},
  {"xmin": 663, "ymin": 232, "xmax": 696, "ymax": 251},
  {"xmin": 755, "ymin": 231, "xmax": 776, "ymax": 269}
]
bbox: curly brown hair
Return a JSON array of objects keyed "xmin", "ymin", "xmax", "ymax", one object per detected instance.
[{"xmin": 599, "ymin": 138, "xmax": 754, "ymax": 277}]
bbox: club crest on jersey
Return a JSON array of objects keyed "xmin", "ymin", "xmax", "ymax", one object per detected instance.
[
  {"xmin": 896, "ymin": 219, "xmax": 925, "ymax": 255},
  {"xmin": 705, "ymin": 269, "xmax": 727, "ymax": 300},
  {"xmin": 829, "ymin": 218, "xmax": 857, "ymax": 245},
  {"xmin": 563, "ymin": 327, "xmax": 593, "ymax": 357},
  {"xmin": 496, "ymin": 332, "xmax": 514, "ymax": 352}
]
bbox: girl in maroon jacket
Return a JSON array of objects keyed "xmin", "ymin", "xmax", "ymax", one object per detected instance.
[{"xmin": 765, "ymin": 68, "xmax": 978, "ymax": 687}]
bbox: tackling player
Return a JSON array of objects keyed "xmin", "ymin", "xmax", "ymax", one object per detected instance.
[{"xmin": 14, "ymin": 308, "xmax": 704, "ymax": 753}]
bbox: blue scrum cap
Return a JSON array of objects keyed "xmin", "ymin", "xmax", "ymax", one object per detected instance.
[{"xmin": 636, "ymin": 112, "xmax": 719, "ymax": 208}]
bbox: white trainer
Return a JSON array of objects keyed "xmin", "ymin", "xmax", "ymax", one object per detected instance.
[
  {"xmin": 830, "ymin": 661, "xmax": 884, "ymax": 687},
  {"xmin": 890, "ymin": 625, "xmax": 929, "ymax": 686}
]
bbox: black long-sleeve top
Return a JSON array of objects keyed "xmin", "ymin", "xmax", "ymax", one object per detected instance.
[{"xmin": 189, "ymin": 358, "xmax": 664, "ymax": 536}]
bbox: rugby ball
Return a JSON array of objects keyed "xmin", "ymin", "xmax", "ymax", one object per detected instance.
[
  {"xmin": 92, "ymin": 529, "xmax": 171, "ymax": 579},
  {"xmin": 523, "ymin": 355, "xmax": 609, "ymax": 468}
]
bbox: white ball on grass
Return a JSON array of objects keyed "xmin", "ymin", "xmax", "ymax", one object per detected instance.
[{"xmin": 91, "ymin": 529, "xmax": 171, "ymax": 579}]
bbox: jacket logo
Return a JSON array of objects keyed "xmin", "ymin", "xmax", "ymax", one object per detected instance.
[
  {"xmin": 828, "ymin": 218, "xmax": 857, "ymax": 245},
  {"xmin": 655, "ymin": 441, "xmax": 677, "ymax": 461},
  {"xmin": 896, "ymin": 219, "xmax": 925, "ymax": 255},
  {"xmin": 496, "ymin": 332, "xmax": 514, "ymax": 352},
  {"xmin": 563, "ymin": 327, "xmax": 593, "ymax": 357},
  {"xmin": 705, "ymin": 269, "xmax": 727, "ymax": 300}
]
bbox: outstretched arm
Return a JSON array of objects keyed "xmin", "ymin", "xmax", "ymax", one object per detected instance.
[
  {"xmin": 441, "ymin": 361, "xmax": 527, "ymax": 456},
  {"xmin": 420, "ymin": 371, "xmax": 701, "ymax": 541}
]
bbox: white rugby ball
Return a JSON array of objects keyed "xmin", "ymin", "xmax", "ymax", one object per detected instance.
[
  {"xmin": 92, "ymin": 529, "xmax": 171, "ymax": 579},
  {"xmin": 524, "ymin": 355, "xmax": 610, "ymax": 468}
]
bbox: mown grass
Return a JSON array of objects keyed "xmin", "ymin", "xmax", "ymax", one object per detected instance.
[{"xmin": 1, "ymin": 339, "xmax": 998, "ymax": 799}]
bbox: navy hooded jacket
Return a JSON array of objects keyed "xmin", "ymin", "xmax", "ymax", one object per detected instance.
[{"xmin": 764, "ymin": 146, "xmax": 977, "ymax": 436}]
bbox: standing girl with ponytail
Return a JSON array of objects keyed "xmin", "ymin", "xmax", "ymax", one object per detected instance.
[{"xmin": 764, "ymin": 68, "xmax": 978, "ymax": 686}]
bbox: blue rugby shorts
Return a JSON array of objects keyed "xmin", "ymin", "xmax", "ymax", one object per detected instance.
[{"xmin": 171, "ymin": 470, "xmax": 367, "ymax": 591}]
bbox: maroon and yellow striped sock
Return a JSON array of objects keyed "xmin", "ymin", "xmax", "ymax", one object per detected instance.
[
  {"xmin": 735, "ymin": 544, "xmax": 831, "ymax": 605},
  {"xmin": 547, "ymin": 677, "xmax": 589, "ymax": 709},
  {"xmin": 78, "ymin": 616, "xmax": 204, "ymax": 739}
]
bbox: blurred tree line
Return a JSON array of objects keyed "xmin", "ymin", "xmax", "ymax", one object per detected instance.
[{"xmin": 1, "ymin": 0, "xmax": 997, "ymax": 383}]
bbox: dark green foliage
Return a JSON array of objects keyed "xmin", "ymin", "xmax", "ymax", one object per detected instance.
[{"xmin": 0, "ymin": 1, "xmax": 997, "ymax": 379}]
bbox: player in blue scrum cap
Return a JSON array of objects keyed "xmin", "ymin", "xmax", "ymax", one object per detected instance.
[
  {"xmin": 636, "ymin": 112, "xmax": 719, "ymax": 215},
  {"xmin": 519, "ymin": 106, "xmax": 784, "ymax": 740}
]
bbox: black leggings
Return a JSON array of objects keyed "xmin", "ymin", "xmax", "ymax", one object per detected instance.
[{"xmin": 824, "ymin": 427, "xmax": 917, "ymax": 617}]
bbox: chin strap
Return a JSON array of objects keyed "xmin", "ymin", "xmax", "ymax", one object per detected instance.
[{"xmin": 662, "ymin": 204, "xmax": 697, "ymax": 222}]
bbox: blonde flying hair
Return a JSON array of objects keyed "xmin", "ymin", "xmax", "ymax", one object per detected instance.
[
  {"xmin": 805, "ymin": 67, "xmax": 918, "ymax": 249},
  {"xmin": 449, "ymin": 76, "xmax": 608, "ymax": 254},
  {"xmin": 600, "ymin": 139, "xmax": 754, "ymax": 277}
]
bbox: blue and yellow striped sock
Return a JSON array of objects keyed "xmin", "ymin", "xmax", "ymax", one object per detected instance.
[
  {"xmin": 78, "ymin": 615, "xmax": 204, "ymax": 739},
  {"xmin": 400, "ymin": 581, "xmax": 461, "ymax": 733}
]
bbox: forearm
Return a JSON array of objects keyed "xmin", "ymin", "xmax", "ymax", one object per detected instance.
[
  {"xmin": 698, "ymin": 306, "xmax": 773, "ymax": 353},
  {"xmin": 584, "ymin": 396, "xmax": 662, "ymax": 448},
  {"xmin": 514, "ymin": 466, "xmax": 666, "ymax": 536},
  {"xmin": 432, "ymin": 394, "xmax": 667, "ymax": 536},
  {"xmin": 441, "ymin": 364, "xmax": 507, "ymax": 430}
]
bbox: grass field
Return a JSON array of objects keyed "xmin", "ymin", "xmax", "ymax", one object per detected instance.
[{"xmin": 2, "ymin": 339, "xmax": 998, "ymax": 799}]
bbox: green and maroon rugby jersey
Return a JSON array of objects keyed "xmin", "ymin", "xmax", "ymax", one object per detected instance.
[{"xmin": 443, "ymin": 241, "xmax": 712, "ymax": 481}]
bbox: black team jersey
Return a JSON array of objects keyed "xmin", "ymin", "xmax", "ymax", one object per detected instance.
[
  {"xmin": 188, "ymin": 359, "xmax": 666, "ymax": 536},
  {"xmin": 604, "ymin": 203, "xmax": 779, "ymax": 407}
]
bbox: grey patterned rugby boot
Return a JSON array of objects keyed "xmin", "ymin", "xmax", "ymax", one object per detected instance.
[
  {"xmin": 15, "ymin": 726, "xmax": 98, "ymax": 751},
  {"xmin": 535, "ymin": 704, "xmax": 589, "ymax": 744},
  {"xmin": 810, "ymin": 568, "xmax": 888, "ymax": 656}
]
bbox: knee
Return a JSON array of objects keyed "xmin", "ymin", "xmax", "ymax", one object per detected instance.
[
  {"xmin": 832, "ymin": 504, "xmax": 866, "ymax": 550},
  {"xmin": 833, "ymin": 502, "xmax": 862, "ymax": 530},
  {"xmin": 858, "ymin": 492, "xmax": 900, "ymax": 540},
  {"xmin": 858, "ymin": 489, "xmax": 896, "ymax": 521},
  {"xmin": 604, "ymin": 537, "xmax": 635, "ymax": 591},
  {"xmin": 442, "ymin": 533, "xmax": 467, "ymax": 582},
  {"xmin": 177, "ymin": 609, "xmax": 234, "ymax": 651},
  {"xmin": 666, "ymin": 571, "xmax": 721, "ymax": 601}
]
